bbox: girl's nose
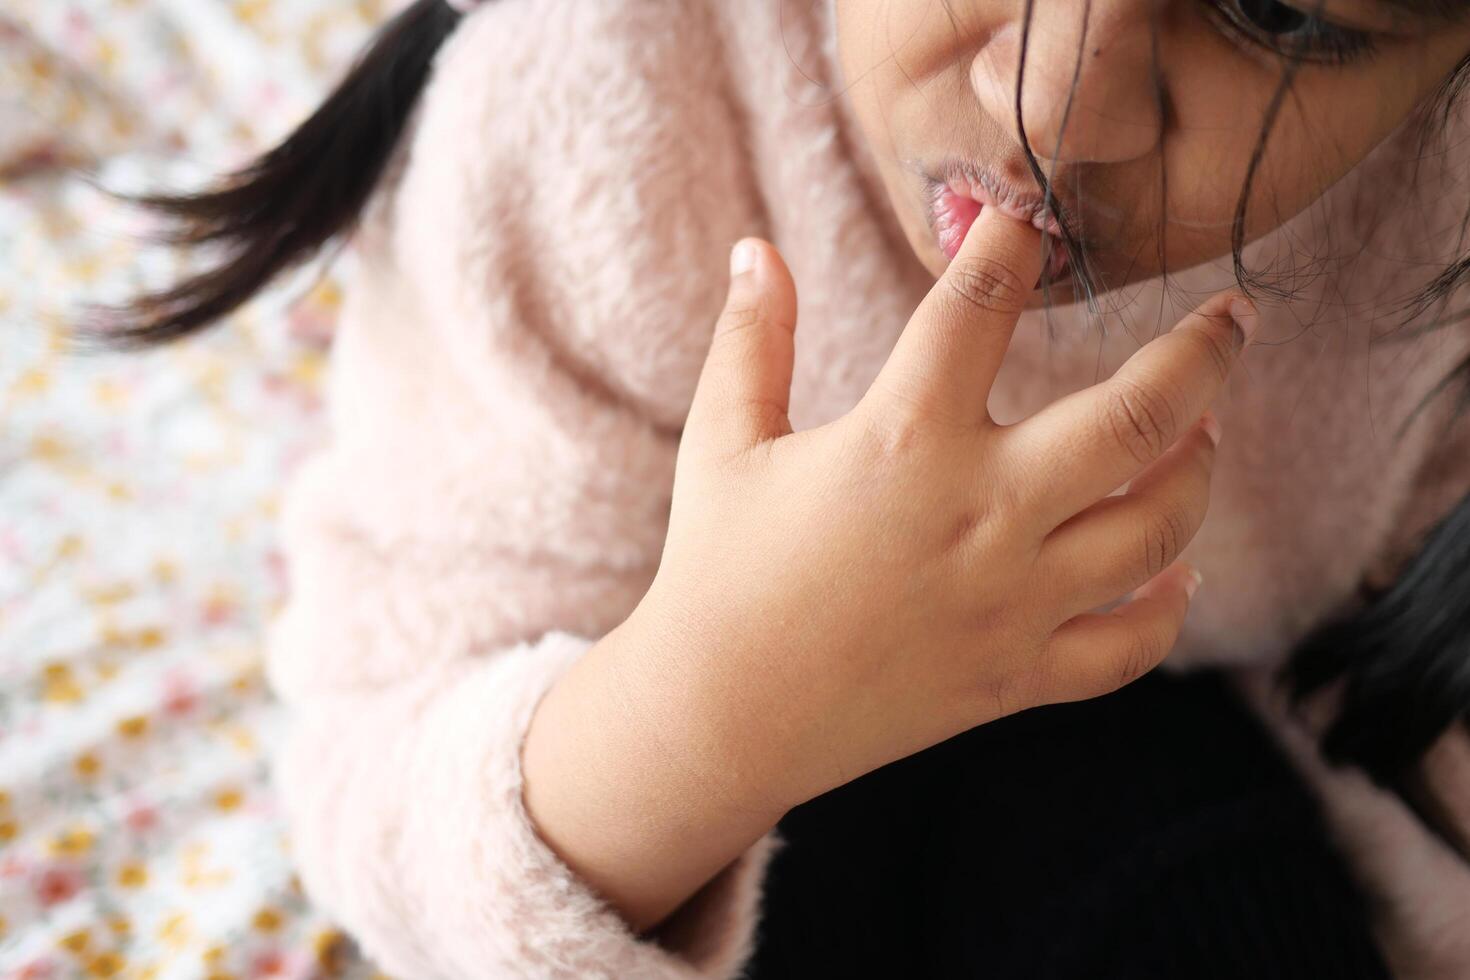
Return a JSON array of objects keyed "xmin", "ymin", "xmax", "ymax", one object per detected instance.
[{"xmin": 971, "ymin": 1, "xmax": 1163, "ymax": 166}]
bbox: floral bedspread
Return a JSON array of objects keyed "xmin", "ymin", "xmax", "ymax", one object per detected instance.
[{"xmin": 1, "ymin": 3, "xmax": 402, "ymax": 977}]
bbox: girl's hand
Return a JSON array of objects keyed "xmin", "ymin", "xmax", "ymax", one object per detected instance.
[
  {"xmin": 519, "ymin": 209, "xmax": 1254, "ymax": 938},
  {"xmin": 631, "ymin": 206, "xmax": 1254, "ymax": 816}
]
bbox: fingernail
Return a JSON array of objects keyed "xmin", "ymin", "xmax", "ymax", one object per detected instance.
[
  {"xmin": 730, "ymin": 239, "xmax": 757, "ymax": 278},
  {"xmin": 1229, "ymin": 296, "xmax": 1258, "ymax": 350},
  {"xmin": 1200, "ymin": 409, "xmax": 1222, "ymax": 447},
  {"xmin": 1185, "ymin": 566, "xmax": 1204, "ymax": 599}
]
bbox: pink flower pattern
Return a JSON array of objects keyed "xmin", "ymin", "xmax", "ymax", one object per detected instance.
[{"xmin": 0, "ymin": 1, "xmax": 405, "ymax": 975}]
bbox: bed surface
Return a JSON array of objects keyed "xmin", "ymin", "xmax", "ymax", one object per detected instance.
[{"xmin": 1, "ymin": 2, "xmax": 400, "ymax": 976}]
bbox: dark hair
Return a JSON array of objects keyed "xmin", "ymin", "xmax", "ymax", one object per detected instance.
[
  {"xmin": 1286, "ymin": 487, "xmax": 1470, "ymax": 856},
  {"xmin": 82, "ymin": 0, "xmax": 465, "ymax": 347},
  {"xmin": 102, "ymin": 0, "xmax": 1470, "ymax": 850}
]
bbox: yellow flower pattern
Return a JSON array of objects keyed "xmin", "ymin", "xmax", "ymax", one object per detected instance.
[{"xmin": 1, "ymin": 1, "xmax": 409, "ymax": 975}]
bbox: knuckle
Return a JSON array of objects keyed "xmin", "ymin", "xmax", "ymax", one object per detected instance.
[
  {"xmin": 979, "ymin": 469, "xmax": 1028, "ymax": 530},
  {"xmin": 872, "ymin": 375, "xmax": 978, "ymax": 438},
  {"xmin": 942, "ymin": 507, "xmax": 987, "ymax": 555},
  {"xmin": 717, "ymin": 304, "xmax": 765, "ymax": 339},
  {"xmin": 854, "ymin": 395, "xmax": 932, "ymax": 461},
  {"xmin": 743, "ymin": 395, "xmax": 794, "ymax": 441},
  {"xmin": 1114, "ymin": 630, "xmax": 1162, "ymax": 690},
  {"xmin": 1101, "ymin": 624, "xmax": 1167, "ymax": 694},
  {"xmin": 1140, "ymin": 506, "xmax": 1189, "ymax": 579},
  {"xmin": 1102, "ymin": 377, "xmax": 1179, "ymax": 466},
  {"xmin": 1180, "ymin": 319, "xmax": 1236, "ymax": 386},
  {"xmin": 944, "ymin": 255, "xmax": 1029, "ymax": 315},
  {"xmin": 989, "ymin": 654, "xmax": 1048, "ymax": 719}
]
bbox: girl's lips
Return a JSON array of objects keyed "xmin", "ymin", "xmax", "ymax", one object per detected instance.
[
  {"xmin": 931, "ymin": 185, "xmax": 984, "ymax": 261},
  {"xmin": 928, "ymin": 183, "xmax": 1069, "ymax": 284}
]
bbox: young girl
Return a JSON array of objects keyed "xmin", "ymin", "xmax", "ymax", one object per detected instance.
[{"xmin": 107, "ymin": 0, "xmax": 1470, "ymax": 975}]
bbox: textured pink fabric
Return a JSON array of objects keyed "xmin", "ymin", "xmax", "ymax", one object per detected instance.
[{"xmin": 264, "ymin": 0, "xmax": 1470, "ymax": 975}]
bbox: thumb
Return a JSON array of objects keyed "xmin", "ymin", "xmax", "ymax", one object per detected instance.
[{"xmin": 684, "ymin": 237, "xmax": 800, "ymax": 456}]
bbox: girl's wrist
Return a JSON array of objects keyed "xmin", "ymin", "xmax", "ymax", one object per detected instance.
[
  {"xmin": 519, "ymin": 613, "xmax": 787, "ymax": 933},
  {"xmin": 614, "ymin": 599, "xmax": 811, "ymax": 818}
]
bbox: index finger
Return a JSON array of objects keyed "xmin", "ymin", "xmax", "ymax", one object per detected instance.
[{"xmin": 865, "ymin": 206, "xmax": 1046, "ymax": 427}]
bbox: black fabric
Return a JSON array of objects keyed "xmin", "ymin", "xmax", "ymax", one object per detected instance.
[{"xmin": 745, "ymin": 668, "xmax": 1392, "ymax": 979}]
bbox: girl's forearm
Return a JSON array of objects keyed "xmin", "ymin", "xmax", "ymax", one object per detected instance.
[{"xmin": 519, "ymin": 615, "xmax": 787, "ymax": 936}]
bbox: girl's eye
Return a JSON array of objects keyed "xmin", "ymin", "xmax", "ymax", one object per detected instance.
[{"xmin": 1209, "ymin": 0, "xmax": 1379, "ymax": 64}]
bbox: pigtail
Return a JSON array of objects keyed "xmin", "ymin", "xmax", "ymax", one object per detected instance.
[
  {"xmin": 86, "ymin": 0, "xmax": 470, "ymax": 347},
  {"xmin": 1285, "ymin": 487, "xmax": 1470, "ymax": 857}
]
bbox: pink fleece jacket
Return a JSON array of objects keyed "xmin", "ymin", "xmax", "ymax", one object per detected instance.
[{"xmin": 263, "ymin": 0, "xmax": 1470, "ymax": 976}]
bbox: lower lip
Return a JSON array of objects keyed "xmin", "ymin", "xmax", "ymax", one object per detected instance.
[{"xmin": 931, "ymin": 187, "xmax": 1069, "ymax": 284}]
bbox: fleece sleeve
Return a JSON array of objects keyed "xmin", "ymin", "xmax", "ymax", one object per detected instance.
[
  {"xmin": 262, "ymin": 201, "xmax": 780, "ymax": 980},
  {"xmin": 261, "ymin": 0, "xmax": 793, "ymax": 970},
  {"xmin": 268, "ymin": 630, "xmax": 781, "ymax": 980}
]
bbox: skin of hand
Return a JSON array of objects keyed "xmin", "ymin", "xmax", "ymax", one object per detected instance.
[{"xmin": 519, "ymin": 207, "xmax": 1257, "ymax": 938}]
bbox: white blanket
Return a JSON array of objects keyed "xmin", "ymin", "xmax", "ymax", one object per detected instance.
[{"xmin": 0, "ymin": 2, "xmax": 395, "ymax": 975}]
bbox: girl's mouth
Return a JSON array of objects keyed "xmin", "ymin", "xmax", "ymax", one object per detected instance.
[{"xmin": 927, "ymin": 181, "xmax": 1070, "ymax": 286}]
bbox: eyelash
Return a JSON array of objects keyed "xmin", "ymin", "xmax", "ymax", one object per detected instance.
[{"xmin": 1206, "ymin": 0, "xmax": 1380, "ymax": 65}]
